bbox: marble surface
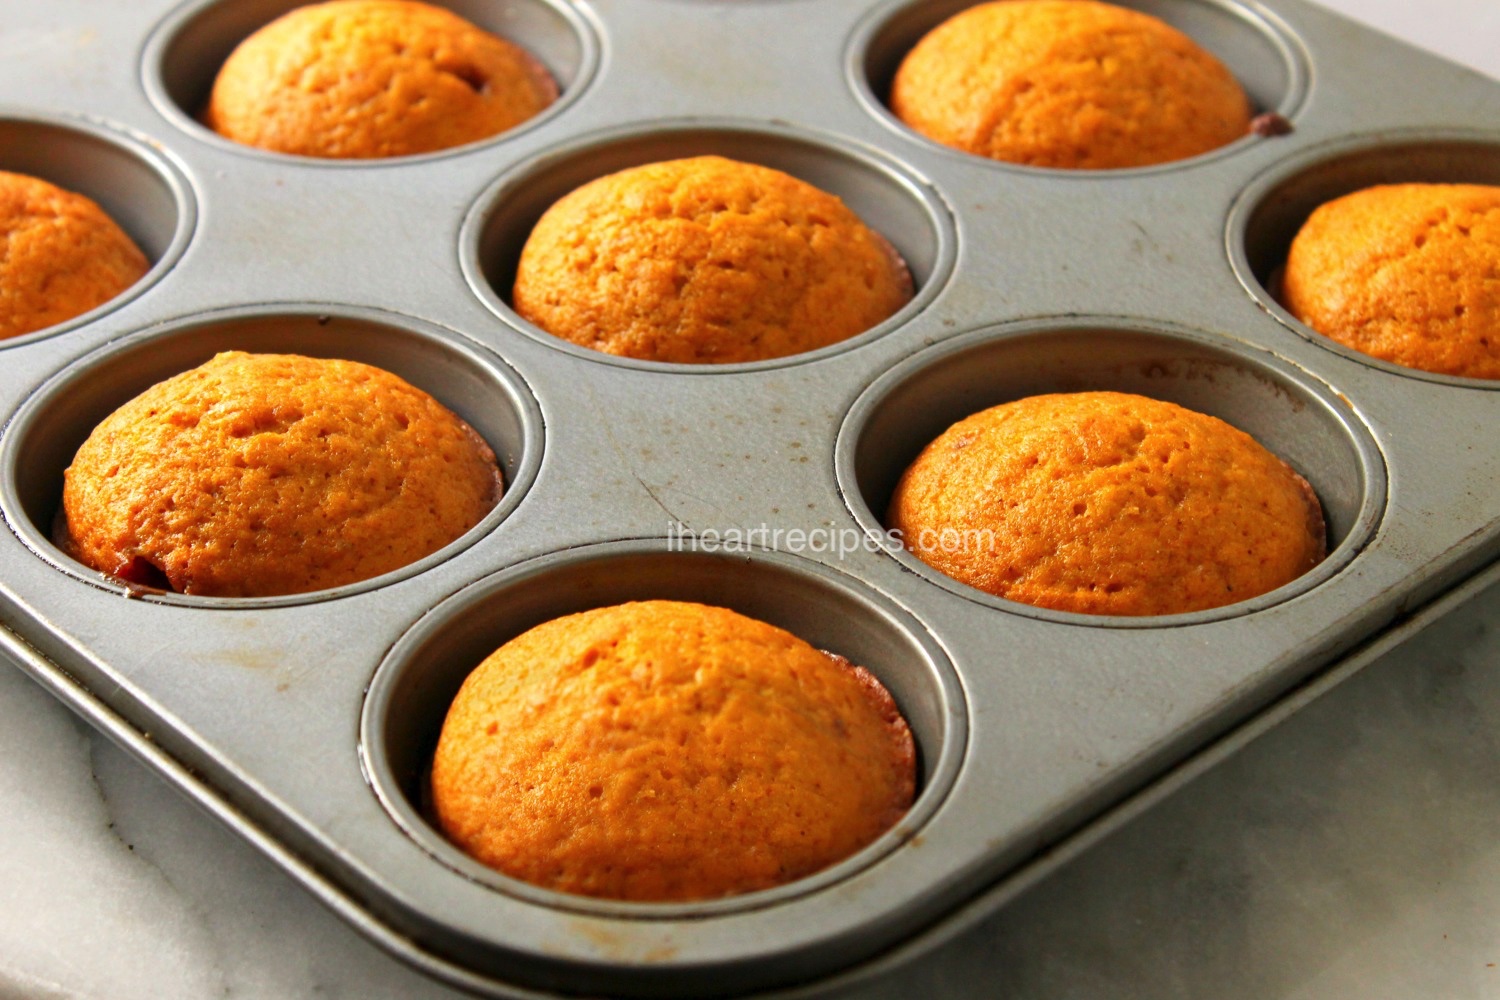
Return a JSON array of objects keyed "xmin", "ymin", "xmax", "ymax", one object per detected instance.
[{"xmin": 3, "ymin": 2, "xmax": 1499, "ymax": 998}]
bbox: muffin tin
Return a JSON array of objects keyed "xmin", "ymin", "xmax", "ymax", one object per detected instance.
[{"xmin": 0, "ymin": 0, "xmax": 1497, "ymax": 996}]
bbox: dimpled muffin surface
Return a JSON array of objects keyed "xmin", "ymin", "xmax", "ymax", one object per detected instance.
[
  {"xmin": 888, "ymin": 392, "xmax": 1326, "ymax": 616},
  {"xmin": 890, "ymin": 0, "xmax": 1252, "ymax": 169},
  {"xmin": 511, "ymin": 156, "xmax": 914, "ymax": 363},
  {"xmin": 431, "ymin": 600, "xmax": 917, "ymax": 901},
  {"xmin": 62, "ymin": 351, "xmax": 503, "ymax": 597},
  {"xmin": 0, "ymin": 171, "xmax": 148, "ymax": 340},
  {"xmin": 1282, "ymin": 183, "xmax": 1500, "ymax": 379},
  {"xmin": 203, "ymin": 0, "xmax": 557, "ymax": 158}
]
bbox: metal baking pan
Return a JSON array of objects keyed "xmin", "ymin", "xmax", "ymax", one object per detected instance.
[{"xmin": 1, "ymin": 0, "xmax": 1497, "ymax": 995}]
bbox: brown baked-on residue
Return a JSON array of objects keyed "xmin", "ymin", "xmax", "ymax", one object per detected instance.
[
  {"xmin": 203, "ymin": 0, "xmax": 557, "ymax": 158},
  {"xmin": 61, "ymin": 351, "xmax": 503, "ymax": 597},
  {"xmin": 0, "ymin": 171, "xmax": 148, "ymax": 340},
  {"xmin": 888, "ymin": 391, "xmax": 1327, "ymax": 616},
  {"xmin": 512, "ymin": 155, "xmax": 914, "ymax": 364},
  {"xmin": 1282, "ymin": 182, "xmax": 1500, "ymax": 380},
  {"xmin": 431, "ymin": 600, "xmax": 917, "ymax": 902},
  {"xmin": 890, "ymin": 0, "xmax": 1252, "ymax": 169}
]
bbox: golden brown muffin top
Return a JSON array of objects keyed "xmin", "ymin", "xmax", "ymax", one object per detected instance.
[
  {"xmin": 511, "ymin": 155, "xmax": 914, "ymax": 364},
  {"xmin": 62, "ymin": 351, "xmax": 502, "ymax": 597},
  {"xmin": 0, "ymin": 171, "xmax": 148, "ymax": 340},
  {"xmin": 203, "ymin": 0, "xmax": 557, "ymax": 159},
  {"xmin": 888, "ymin": 391, "xmax": 1326, "ymax": 616},
  {"xmin": 432, "ymin": 600, "xmax": 916, "ymax": 901},
  {"xmin": 1282, "ymin": 183, "xmax": 1500, "ymax": 380},
  {"xmin": 890, "ymin": 0, "xmax": 1252, "ymax": 169}
]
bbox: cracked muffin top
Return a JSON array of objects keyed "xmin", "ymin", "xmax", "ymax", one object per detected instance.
[
  {"xmin": 0, "ymin": 171, "xmax": 148, "ymax": 340},
  {"xmin": 61, "ymin": 351, "xmax": 503, "ymax": 597},
  {"xmin": 890, "ymin": 0, "xmax": 1252, "ymax": 170},
  {"xmin": 1281, "ymin": 183, "xmax": 1500, "ymax": 380},
  {"xmin": 888, "ymin": 391, "xmax": 1326, "ymax": 616},
  {"xmin": 511, "ymin": 155, "xmax": 914, "ymax": 364},
  {"xmin": 203, "ymin": 0, "xmax": 557, "ymax": 158},
  {"xmin": 431, "ymin": 600, "xmax": 916, "ymax": 901}
]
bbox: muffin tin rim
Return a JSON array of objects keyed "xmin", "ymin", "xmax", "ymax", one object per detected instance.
[
  {"xmin": 0, "ymin": 107, "xmax": 198, "ymax": 352},
  {"xmin": 834, "ymin": 314, "xmax": 1390, "ymax": 629},
  {"xmin": 456, "ymin": 115, "xmax": 960, "ymax": 375},
  {"xmin": 0, "ymin": 301, "xmax": 545, "ymax": 610},
  {"xmin": 357, "ymin": 536, "xmax": 971, "ymax": 922}
]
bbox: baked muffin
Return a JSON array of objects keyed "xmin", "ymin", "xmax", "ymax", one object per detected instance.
[
  {"xmin": 203, "ymin": 0, "xmax": 557, "ymax": 158},
  {"xmin": 890, "ymin": 0, "xmax": 1252, "ymax": 169},
  {"xmin": 62, "ymin": 351, "xmax": 503, "ymax": 597},
  {"xmin": 0, "ymin": 171, "xmax": 148, "ymax": 340},
  {"xmin": 511, "ymin": 155, "xmax": 914, "ymax": 364},
  {"xmin": 1281, "ymin": 183, "xmax": 1500, "ymax": 379},
  {"xmin": 431, "ymin": 600, "xmax": 916, "ymax": 901},
  {"xmin": 888, "ymin": 391, "xmax": 1326, "ymax": 616}
]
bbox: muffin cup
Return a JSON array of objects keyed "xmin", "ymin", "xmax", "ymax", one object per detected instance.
[
  {"xmin": 1229, "ymin": 130, "xmax": 1500, "ymax": 387},
  {"xmin": 143, "ymin": 0, "xmax": 602, "ymax": 161},
  {"xmin": 847, "ymin": 0, "xmax": 1309, "ymax": 173},
  {"xmin": 836, "ymin": 318, "xmax": 1387, "ymax": 626},
  {"xmin": 0, "ymin": 111, "xmax": 195, "ymax": 348},
  {"xmin": 360, "ymin": 539, "xmax": 966, "ymax": 918},
  {"xmin": 460, "ymin": 119, "xmax": 958, "ymax": 371},
  {"xmin": 0, "ymin": 304, "xmax": 542, "ymax": 607}
]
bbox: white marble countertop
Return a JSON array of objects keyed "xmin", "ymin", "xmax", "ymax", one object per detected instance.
[{"xmin": 3, "ymin": 2, "xmax": 1498, "ymax": 997}]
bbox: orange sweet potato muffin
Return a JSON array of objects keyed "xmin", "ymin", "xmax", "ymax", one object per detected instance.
[
  {"xmin": 888, "ymin": 391, "xmax": 1326, "ymax": 616},
  {"xmin": 62, "ymin": 351, "xmax": 503, "ymax": 597},
  {"xmin": 0, "ymin": 171, "xmax": 148, "ymax": 340},
  {"xmin": 203, "ymin": 0, "xmax": 557, "ymax": 158},
  {"xmin": 511, "ymin": 155, "xmax": 914, "ymax": 364},
  {"xmin": 1281, "ymin": 183, "xmax": 1500, "ymax": 380},
  {"xmin": 431, "ymin": 600, "xmax": 917, "ymax": 901},
  {"xmin": 889, "ymin": 0, "xmax": 1252, "ymax": 169}
]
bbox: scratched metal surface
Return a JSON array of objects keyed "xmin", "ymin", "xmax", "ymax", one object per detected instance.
[{"xmin": 0, "ymin": 0, "xmax": 1497, "ymax": 995}]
